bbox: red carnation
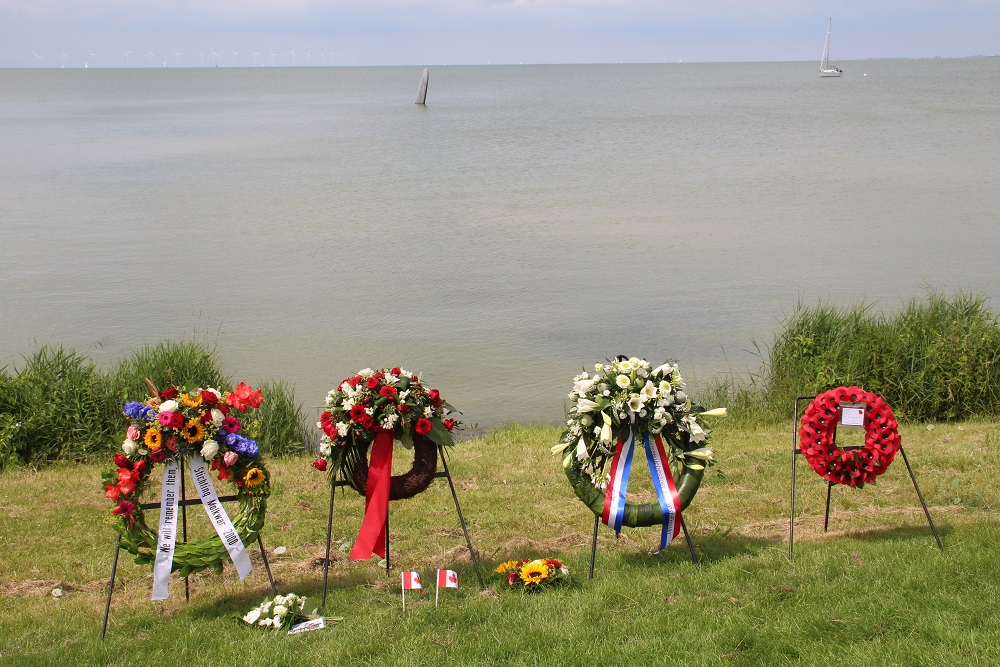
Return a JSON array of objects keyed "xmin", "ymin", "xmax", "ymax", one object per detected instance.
[
  {"xmin": 312, "ymin": 458, "xmax": 328, "ymax": 472},
  {"xmin": 415, "ymin": 418, "xmax": 432, "ymax": 435},
  {"xmin": 347, "ymin": 375, "xmax": 363, "ymax": 388},
  {"xmin": 149, "ymin": 448, "xmax": 167, "ymax": 463},
  {"xmin": 379, "ymin": 385, "xmax": 398, "ymax": 399},
  {"xmin": 160, "ymin": 387, "xmax": 179, "ymax": 400},
  {"xmin": 350, "ymin": 404, "xmax": 367, "ymax": 422}
]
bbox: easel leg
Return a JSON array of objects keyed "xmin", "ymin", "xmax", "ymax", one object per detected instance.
[
  {"xmin": 384, "ymin": 511, "xmax": 390, "ymax": 577},
  {"xmin": 823, "ymin": 481, "xmax": 833, "ymax": 532},
  {"xmin": 899, "ymin": 445, "xmax": 944, "ymax": 551},
  {"xmin": 321, "ymin": 479, "xmax": 336, "ymax": 610},
  {"xmin": 588, "ymin": 515, "xmax": 599, "ymax": 580},
  {"xmin": 680, "ymin": 516, "xmax": 698, "ymax": 565},
  {"xmin": 256, "ymin": 533, "xmax": 277, "ymax": 596},
  {"xmin": 101, "ymin": 534, "xmax": 122, "ymax": 640},
  {"xmin": 439, "ymin": 446, "xmax": 485, "ymax": 589}
]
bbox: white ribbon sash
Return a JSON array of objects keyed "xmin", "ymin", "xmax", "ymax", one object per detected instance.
[
  {"xmin": 189, "ymin": 454, "xmax": 253, "ymax": 581},
  {"xmin": 150, "ymin": 454, "xmax": 253, "ymax": 600},
  {"xmin": 151, "ymin": 460, "xmax": 180, "ymax": 600}
]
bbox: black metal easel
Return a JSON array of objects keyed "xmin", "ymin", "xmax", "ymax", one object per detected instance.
[
  {"xmin": 320, "ymin": 444, "xmax": 484, "ymax": 609},
  {"xmin": 587, "ymin": 513, "xmax": 698, "ymax": 579},
  {"xmin": 101, "ymin": 462, "xmax": 277, "ymax": 639},
  {"xmin": 788, "ymin": 395, "xmax": 943, "ymax": 561}
]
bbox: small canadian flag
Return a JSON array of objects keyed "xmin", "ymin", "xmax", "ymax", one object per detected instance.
[
  {"xmin": 437, "ymin": 569, "xmax": 459, "ymax": 589},
  {"xmin": 402, "ymin": 571, "xmax": 422, "ymax": 591}
]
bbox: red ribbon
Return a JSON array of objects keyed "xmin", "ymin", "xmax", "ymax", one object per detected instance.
[{"xmin": 349, "ymin": 428, "xmax": 394, "ymax": 560}]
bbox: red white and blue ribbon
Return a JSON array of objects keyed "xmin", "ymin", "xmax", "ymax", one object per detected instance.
[
  {"xmin": 601, "ymin": 429, "xmax": 636, "ymax": 532},
  {"xmin": 643, "ymin": 433, "xmax": 682, "ymax": 553},
  {"xmin": 601, "ymin": 429, "xmax": 682, "ymax": 552}
]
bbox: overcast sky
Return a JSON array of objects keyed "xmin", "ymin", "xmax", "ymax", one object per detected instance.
[{"xmin": 1, "ymin": 1, "xmax": 997, "ymax": 68}]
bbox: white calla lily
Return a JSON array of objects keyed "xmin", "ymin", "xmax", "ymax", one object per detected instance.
[
  {"xmin": 699, "ymin": 407, "xmax": 728, "ymax": 417},
  {"xmin": 576, "ymin": 398, "xmax": 599, "ymax": 413}
]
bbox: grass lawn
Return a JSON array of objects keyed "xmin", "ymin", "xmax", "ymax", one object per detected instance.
[{"xmin": 1, "ymin": 421, "xmax": 998, "ymax": 666}]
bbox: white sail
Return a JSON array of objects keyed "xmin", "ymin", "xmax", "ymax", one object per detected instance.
[
  {"xmin": 820, "ymin": 17, "xmax": 843, "ymax": 77},
  {"xmin": 415, "ymin": 68, "xmax": 429, "ymax": 104}
]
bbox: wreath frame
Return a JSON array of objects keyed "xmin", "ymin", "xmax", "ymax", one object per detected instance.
[
  {"xmin": 798, "ymin": 386, "xmax": 901, "ymax": 487},
  {"xmin": 346, "ymin": 433, "xmax": 439, "ymax": 500},
  {"xmin": 563, "ymin": 427, "xmax": 706, "ymax": 527},
  {"xmin": 556, "ymin": 357, "xmax": 724, "ymax": 529},
  {"xmin": 102, "ymin": 384, "xmax": 272, "ymax": 578}
]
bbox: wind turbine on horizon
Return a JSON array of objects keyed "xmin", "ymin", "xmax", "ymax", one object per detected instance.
[
  {"xmin": 269, "ymin": 50, "xmax": 277, "ymax": 67},
  {"xmin": 145, "ymin": 49, "xmax": 154, "ymax": 67},
  {"xmin": 231, "ymin": 50, "xmax": 239, "ymax": 66},
  {"xmin": 121, "ymin": 49, "xmax": 132, "ymax": 66},
  {"xmin": 210, "ymin": 48, "xmax": 220, "ymax": 66},
  {"xmin": 31, "ymin": 49, "xmax": 43, "ymax": 67},
  {"xmin": 251, "ymin": 51, "xmax": 259, "ymax": 67},
  {"xmin": 60, "ymin": 50, "xmax": 68, "ymax": 68},
  {"xmin": 174, "ymin": 51, "xmax": 182, "ymax": 67}
]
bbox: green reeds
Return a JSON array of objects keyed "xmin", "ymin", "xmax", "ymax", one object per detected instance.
[
  {"xmin": 704, "ymin": 292, "xmax": 1000, "ymax": 423},
  {"xmin": 0, "ymin": 341, "xmax": 309, "ymax": 469}
]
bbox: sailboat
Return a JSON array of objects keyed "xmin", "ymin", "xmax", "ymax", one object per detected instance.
[
  {"xmin": 415, "ymin": 68, "xmax": 429, "ymax": 105},
  {"xmin": 820, "ymin": 17, "xmax": 843, "ymax": 77}
]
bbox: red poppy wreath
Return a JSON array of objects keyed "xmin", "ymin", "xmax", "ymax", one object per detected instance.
[{"xmin": 798, "ymin": 386, "xmax": 901, "ymax": 487}]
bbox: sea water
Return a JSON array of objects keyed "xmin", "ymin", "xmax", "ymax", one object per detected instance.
[{"xmin": 2, "ymin": 59, "xmax": 999, "ymax": 427}]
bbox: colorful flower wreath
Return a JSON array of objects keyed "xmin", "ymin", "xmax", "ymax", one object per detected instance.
[
  {"xmin": 553, "ymin": 357, "xmax": 725, "ymax": 527},
  {"xmin": 313, "ymin": 367, "xmax": 459, "ymax": 500},
  {"xmin": 799, "ymin": 386, "xmax": 901, "ymax": 487},
  {"xmin": 101, "ymin": 382, "xmax": 271, "ymax": 577},
  {"xmin": 496, "ymin": 558, "xmax": 569, "ymax": 590}
]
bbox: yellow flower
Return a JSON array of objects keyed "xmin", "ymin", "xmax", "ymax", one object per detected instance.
[
  {"xmin": 144, "ymin": 428, "xmax": 162, "ymax": 450},
  {"xmin": 181, "ymin": 419, "xmax": 205, "ymax": 444},
  {"xmin": 495, "ymin": 560, "xmax": 519, "ymax": 575},
  {"xmin": 244, "ymin": 468, "xmax": 266, "ymax": 487},
  {"xmin": 182, "ymin": 393, "xmax": 203, "ymax": 408},
  {"xmin": 519, "ymin": 561, "xmax": 549, "ymax": 586}
]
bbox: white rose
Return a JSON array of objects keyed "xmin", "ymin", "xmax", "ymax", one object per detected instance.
[
  {"xmin": 122, "ymin": 439, "xmax": 138, "ymax": 455},
  {"xmin": 158, "ymin": 400, "xmax": 179, "ymax": 413},
  {"xmin": 243, "ymin": 609, "xmax": 261, "ymax": 624},
  {"xmin": 200, "ymin": 439, "xmax": 219, "ymax": 460},
  {"xmin": 258, "ymin": 617, "xmax": 272, "ymax": 627},
  {"xmin": 273, "ymin": 604, "xmax": 288, "ymax": 618},
  {"xmin": 211, "ymin": 408, "xmax": 224, "ymax": 426}
]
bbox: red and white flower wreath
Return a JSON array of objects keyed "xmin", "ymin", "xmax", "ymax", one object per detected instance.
[{"xmin": 798, "ymin": 386, "xmax": 901, "ymax": 487}]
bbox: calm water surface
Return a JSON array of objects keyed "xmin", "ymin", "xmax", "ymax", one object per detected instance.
[{"xmin": 2, "ymin": 60, "xmax": 999, "ymax": 427}]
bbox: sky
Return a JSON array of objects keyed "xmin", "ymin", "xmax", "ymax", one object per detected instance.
[{"xmin": 1, "ymin": 1, "xmax": 998, "ymax": 68}]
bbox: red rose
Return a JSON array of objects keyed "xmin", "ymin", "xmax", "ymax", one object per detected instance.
[
  {"xmin": 200, "ymin": 410, "xmax": 213, "ymax": 423},
  {"xmin": 347, "ymin": 375, "xmax": 363, "ymax": 388},
  {"xmin": 391, "ymin": 367, "xmax": 402, "ymax": 375},
  {"xmin": 366, "ymin": 376, "xmax": 380, "ymax": 390},
  {"xmin": 312, "ymin": 458, "xmax": 328, "ymax": 472},
  {"xmin": 361, "ymin": 414, "xmax": 375, "ymax": 430},
  {"xmin": 133, "ymin": 459, "xmax": 147, "ymax": 473},
  {"xmin": 428, "ymin": 389, "xmax": 442, "ymax": 407},
  {"xmin": 415, "ymin": 418, "xmax": 432, "ymax": 435},
  {"xmin": 160, "ymin": 387, "xmax": 179, "ymax": 400},
  {"xmin": 168, "ymin": 412, "xmax": 185, "ymax": 429},
  {"xmin": 165, "ymin": 436, "xmax": 178, "ymax": 452},
  {"xmin": 397, "ymin": 403, "xmax": 408, "ymax": 413},
  {"xmin": 444, "ymin": 419, "xmax": 455, "ymax": 432},
  {"xmin": 114, "ymin": 454, "xmax": 130, "ymax": 468}
]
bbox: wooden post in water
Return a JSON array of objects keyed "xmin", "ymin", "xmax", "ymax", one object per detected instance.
[{"xmin": 415, "ymin": 68, "xmax": 429, "ymax": 105}]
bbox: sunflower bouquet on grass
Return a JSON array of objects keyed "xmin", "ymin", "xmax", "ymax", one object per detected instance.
[{"xmin": 496, "ymin": 558, "xmax": 569, "ymax": 590}]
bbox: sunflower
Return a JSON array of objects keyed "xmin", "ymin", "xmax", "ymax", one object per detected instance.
[
  {"xmin": 519, "ymin": 560, "xmax": 549, "ymax": 586},
  {"xmin": 144, "ymin": 428, "xmax": 162, "ymax": 450},
  {"xmin": 181, "ymin": 419, "xmax": 205, "ymax": 444},
  {"xmin": 495, "ymin": 560, "xmax": 519, "ymax": 575},
  {"xmin": 182, "ymin": 393, "xmax": 203, "ymax": 408},
  {"xmin": 245, "ymin": 468, "xmax": 266, "ymax": 487}
]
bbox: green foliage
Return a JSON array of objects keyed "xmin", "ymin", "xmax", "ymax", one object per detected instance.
[
  {"xmin": 241, "ymin": 379, "xmax": 311, "ymax": 458},
  {"xmin": 0, "ymin": 341, "xmax": 309, "ymax": 469},
  {"xmin": 107, "ymin": 339, "xmax": 231, "ymax": 405},
  {"xmin": 0, "ymin": 345, "xmax": 120, "ymax": 467},
  {"xmin": 703, "ymin": 292, "xmax": 1000, "ymax": 423}
]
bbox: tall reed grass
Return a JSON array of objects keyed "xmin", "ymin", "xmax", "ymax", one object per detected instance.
[
  {"xmin": 704, "ymin": 292, "xmax": 1000, "ymax": 423},
  {"xmin": 0, "ymin": 341, "xmax": 309, "ymax": 469}
]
